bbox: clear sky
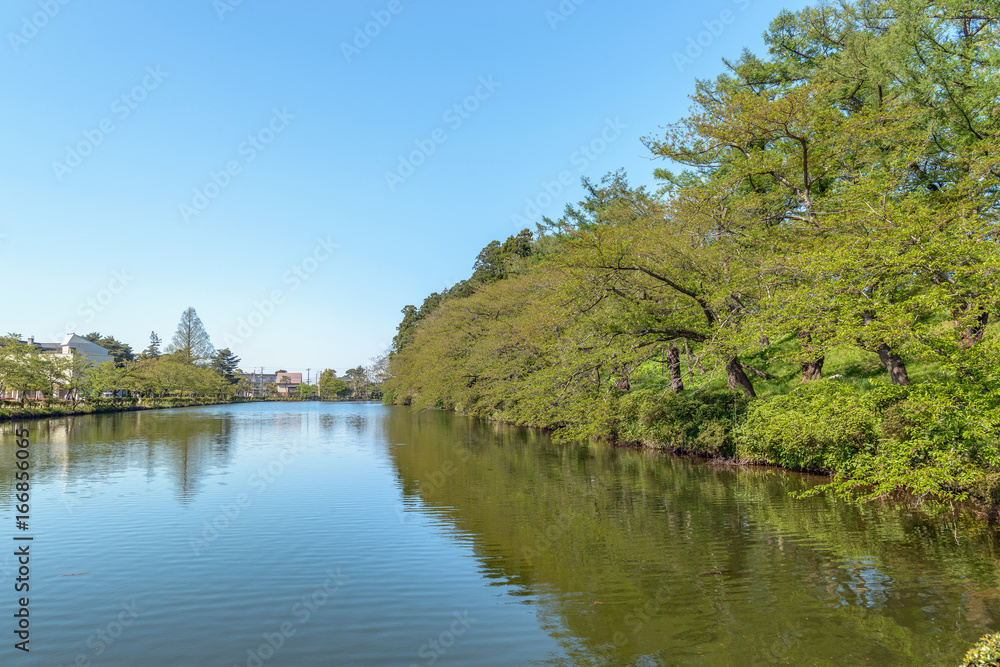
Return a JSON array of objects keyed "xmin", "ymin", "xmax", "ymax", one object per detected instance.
[{"xmin": 0, "ymin": 0, "xmax": 812, "ymax": 375}]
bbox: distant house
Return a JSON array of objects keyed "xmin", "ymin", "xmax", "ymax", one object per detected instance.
[
  {"xmin": 275, "ymin": 372, "xmax": 302, "ymax": 396},
  {"xmin": 239, "ymin": 372, "xmax": 277, "ymax": 398}
]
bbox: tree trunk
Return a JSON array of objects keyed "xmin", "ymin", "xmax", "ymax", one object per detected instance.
[
  {"xmin": 797, "ymin": 331, "xmax": 823, "ymax": 382},
  {"xmin": 613, "ymin": 364, "xmax": 631, "ymax": 392},
  {"xmin": 725, "ymin": 356, "xmax": 756, "ymax": 398},
  {"xmin": 862, "ymin": 310, "xmax": 911, "ymax": 386},
  {"xmin": 667, "ymin": 346, "xmax": 683, "ymax": 392},
  {"xmin": 741, "ymin": 363, "xmax": 774, "ymax": 379},
  {"xmin": 876, "ymin": 344, "xmax": 911, "ymax": 386},
  {"xmin": 958, "ymin": 310, "xmax": 989, "ymax": 348},
  {"xmin": 801, "ymin": 356, "xmax": 824, "ymax": 382}
]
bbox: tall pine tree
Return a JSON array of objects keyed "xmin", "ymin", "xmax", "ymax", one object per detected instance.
[{"xmin": 165, "ymin": 308, "xmax": 215, "ymax": 365}]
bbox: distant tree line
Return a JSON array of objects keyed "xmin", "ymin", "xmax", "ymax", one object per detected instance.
[{"xmin": 0, "ymin": 307, "xmax": 246, "ymax": 406}]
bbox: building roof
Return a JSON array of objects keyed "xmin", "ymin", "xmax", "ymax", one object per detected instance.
[{"xmin": 60, "ymin": 334, "xmax": 111, "ymax": 355}]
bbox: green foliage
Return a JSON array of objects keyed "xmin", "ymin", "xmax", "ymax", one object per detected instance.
[
  {"xmin": 83, "ymin": 332, "xmax": 135, "ymax": 366},
  {"xmin": 961, "ymin": 632, "xmax": 1000, "ymax": 667},
  {"xmin": 319, "ymin": 369, "xmax": 350, "ymax": 398},
  {"xmin": 211, "ymin": 348, "xmax": 241, "ymax": 384},
  {"xmin": 471, "ymin": 228, "xmax": 533, "ymax": 283},
  {"xmin": 614, "ymin": 389, "xmax": 749, "ymax": 456},
  {"xmin": 819, "ymin": 379, "xmax": 1000, "ymax": 504},
  {"xmin": 141, "ymin": 331, "xmax": 161, "ymax": 359},
  {"xmin": 165, "ymin": 307, "xmax": 215, "ymax": 364},
  {"xmin": 384, "ymin": 0, "xmax": 1000, "ymax": 516},
  {"xmin": 737, "ymin": 382, "xmax": 898, "ymax": 471}
]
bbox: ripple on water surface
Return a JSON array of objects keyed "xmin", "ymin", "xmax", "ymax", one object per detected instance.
[{"xmin": 0, "ymin": 404, "xmax": 998, "ymax": 666}]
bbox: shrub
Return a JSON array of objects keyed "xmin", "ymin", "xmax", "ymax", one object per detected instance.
[
  {"xmin": 821, "ymin": 381, "xmax": 1000, "ymax": 504},
  {"xmin": 736, "ymin": 381, "xmax": 898, "ymax": 471},
  {"xmin": 612, "ymin": 389, "xmax": 748, "ymax": 456},
  {"xmin": 961, "ymin": 632, "xmax": 1000, "ymax": 666}
]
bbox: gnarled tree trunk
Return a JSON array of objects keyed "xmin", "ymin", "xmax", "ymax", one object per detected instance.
[
  {"xmin": 801, "ymin": 356, "xmax": 825, "ymax": 382},
  {"xmin": 797, "ymin": 331, "xmax": 824, "ymax": 382},
  {"xmin": 862, "ymin": 311, "xmax": 911, "ymax": 386},
  {"xmin": 666, "ymin": 346, "xmax": 683, "ymax": 392},
  {"xmin": 876, "ymin": 344, "xmax": 911, "ymax": 386},
  {"xmin": 958, "ymin": 308, "xmax": 989, "ymax": 348},
  {"xmin": 725, "ymin": 356, "xmax": 756, "ymax": 398}
]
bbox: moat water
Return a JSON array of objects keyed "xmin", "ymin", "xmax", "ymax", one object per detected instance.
[{"xmin": 0, "ymin": 402, "xmax": 997, "ymax": 665}]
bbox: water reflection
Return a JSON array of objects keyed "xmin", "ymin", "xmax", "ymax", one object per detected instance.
[
  {"xmin": 0, "ymin": 409, "xmax": 236, "ymax": 503},
  {"xmin": 0, "ymin": 404, "xmax": 996, "ymax": 665},
  {"xmin": 384, "ymin": 408, "xmax": 1000, "ymax": 666}
]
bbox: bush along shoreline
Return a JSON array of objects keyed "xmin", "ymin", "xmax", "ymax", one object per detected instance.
[
  {"xmin": 399, "ymin": 374, "xmax": 1000, "ymax": 521},
  {"xmin": 612, "ymin": 379, "xmax": 1000, "ymax": 517}
]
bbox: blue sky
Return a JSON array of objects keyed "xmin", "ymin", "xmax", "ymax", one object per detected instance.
[{"xmin": 0, "ymin": 0, "xmax": 812, "ymax": 375}]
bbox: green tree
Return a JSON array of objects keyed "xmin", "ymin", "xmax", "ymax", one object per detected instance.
[
  {"xmin": 165, "ymin": 307, "xmax": 215, "ymax": 365},
  {"xmin": 211, "ymin": 348, "xmax": 241, "ymax": 384},
  {"xmin": 319, "ymin": 369, "xmax": 349, "ymax": 398},
  {"xmin": 0, "ymin": 334, "xmax": 55, "ymax": 406},
  {"xmin": 700, "ymin": 0, "xmax": 1000, "ymax": 379},
  {"xmin": 51, "ymin": 352, "xmax": 95, "ymax": 408},
  {"xmin": 345, "ymin": 366, "xmax": 370, "ymax": 398},
  {"xmin": 471, "ymin": 229, "xmax": 534, "ymax": 283},
  {"xmin": 83, "ymin": 332, "xmax": 135, "ymax": 367},
  {"xmin": 142, "ymin": 331, "xmax": 162, "ymax": 359}
]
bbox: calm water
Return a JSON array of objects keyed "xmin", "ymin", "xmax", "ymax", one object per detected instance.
[{"xmin": 0, "ymin": 402, "xmax": 998, "ymax": 666}]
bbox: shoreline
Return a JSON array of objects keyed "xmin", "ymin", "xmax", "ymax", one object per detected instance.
[
  {"xmin": 0, "ymin": 398, "xmax": 249, "ymax": 422},
  {"xmin": 0, "ymin": 396, "xmax": 375, "ymax": 423},
  {"xmin": 415, "ymin": 404, "xmax": 998, "ymax": 524}
]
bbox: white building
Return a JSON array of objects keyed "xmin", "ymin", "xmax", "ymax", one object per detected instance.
[
  {"xmin": 2, "ymin": 334, "xmax": 113, "ymax": 401},
  {"xmin": 34, "ymin": 334, "xmax": 114, "ymax": 366}
]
